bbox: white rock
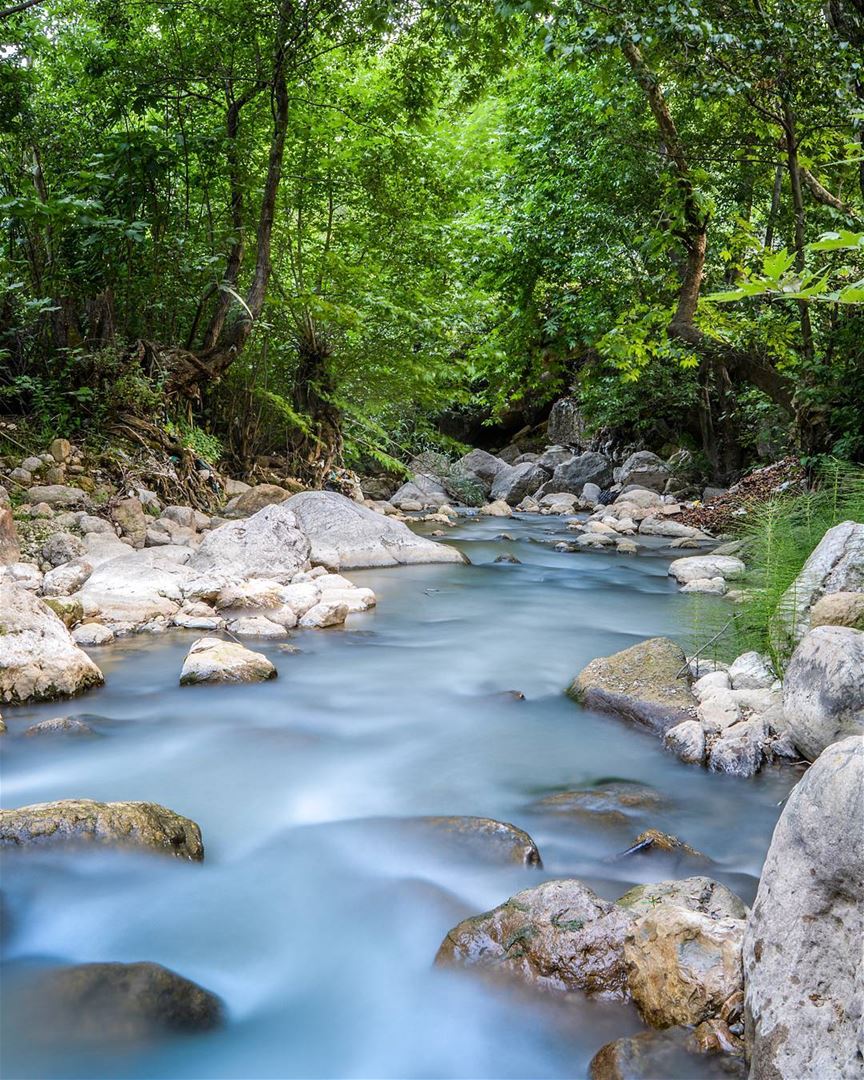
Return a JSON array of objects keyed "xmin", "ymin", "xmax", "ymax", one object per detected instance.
[
  {"xmin": 663, "ymin": 719, "xmax": 706, "ymax": 764},
  {"xmin": 279, "ymin": 582, "xmax": 322, "ymax": 618},
  {"xmin": 680, "ymin": 577, "xmax": 728, "ymax": 595},
  {"xmin": 78, "ymin": 548, "xmax": 194, "ymax": 628},
  {"xmin": 72, "ymin": 622, "xmax": 115, "ymax": 646},
  {"xmin": 298, "ymin": 599, "xmax": 349, "ymax": 628},
  {"xmin": 179, "ymin": 637, "xmax": 276, "ymax": 685},
  {"xmin": 728, "ymin": 651, "xmax": 775, "ymax": 690},
  {"xmin": 669, "ymin": 555, "xmax": 746, "ymax": 584},
  {"xmin": 323, "ymin": 587, "xmax": 376, "ymax": 613},
  {"xmin": 188, "ymin": 503, "xmax": 311, "ymax": 583},
  {"xmin": 227, "ymin": 616, "xmax": 287, "ymax": 638},
  {"xmin": 693, "ymin": 670, "xmax": 731, "ymax": 699},
  {"xmin": 4, "ymin": 562, "xmax": 44, "ymax": 591},
  {"xmin": 638, "ymin": 518, "xmax": 708, "ymax": 539},
  {"xmin": 479, "ymin": 500, "xmax": 513, "ymax": 517},
  {"xmin": 42, "ymin": 560, "xmax": 93, "ymax": 597}
]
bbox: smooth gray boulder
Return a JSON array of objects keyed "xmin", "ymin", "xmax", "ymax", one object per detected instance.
[
  {"xmin": 782, "ymin": 626, "xmax": 864, "ymax": 760},
  {"xmin": 772, "ymin": 521, "xmax": 864, "ymax": 652},
  {"xmin": 0, "ymin": 582, "xmax": 103, "ymax": 704},
  {"xmin": 25, "ymin": 484, "xmax": 91, "ymax": 510},
  {"xmin": 79, "ymin": 547, "xmax": 195, "ymax": 627},
  {"xmin": 286, "ymin": 491, "xmax": 466, "ymax": 570},
  {"xmin": 538, "ymin": 452, "xmax": 613, "ymax": 497},
  {"xmin": 614, "ymin": 451, "xmax": 671, "ymax": 493},
  {"xmin": 390, "ymin": 473, "xmax": 449, "ymax": 509},
  {"xmin": 188, "ymin": 503, "xmax": 310, "ymax": 584},
  {"xmin": 489, "ymin": 461, "xmax": 551, "ymax": 506},
  {"xmin": 456, "ymin": 449, "xmax": 509, "ymax": 494},
  {"xmin": 744, "ymin": 737, "xmax": 863, "ymax": 1079}
]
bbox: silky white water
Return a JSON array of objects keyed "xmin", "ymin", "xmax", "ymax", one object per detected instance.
[{"xmin": 0, "ymin": 514, "xmax": 795, "ymax": 1078}]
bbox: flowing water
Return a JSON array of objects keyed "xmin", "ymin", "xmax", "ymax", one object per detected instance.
[{"xmin": 0, "ymin": 514, "xmax": 796, "ymax": 1079}]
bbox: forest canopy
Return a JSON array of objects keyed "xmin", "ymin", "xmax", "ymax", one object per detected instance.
[{"xmin": 3, "ymin": 0, "xmax": 864, "ymax": 483}]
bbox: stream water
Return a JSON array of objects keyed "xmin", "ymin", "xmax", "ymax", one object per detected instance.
[{"xmin": 0, "ymin": 513, "xmax": 796, "ymax": 1079}]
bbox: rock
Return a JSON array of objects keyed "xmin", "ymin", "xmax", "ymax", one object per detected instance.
[
  {"xmin": 72, "ymin": 622, "xmax": 115, "ymax": 646},
  {"xmin": 616, "ymin": 828, "xmax": 710, "ymax": 864},
  {"xmin": 589, "ymin": 1028, "xmax": 746, "ymax": 1080},
  {"xmin": 25, "ymin": 484, "xmax": 91, "ymax": 510},
  {"xmin": 390, "ymin": 473, "xmax": 450, "ymax": 509},
  {"xmin": 0, "ymin": 508, "xmax": 20, "ymax": 565},
  {"xmin": 616, "ymin": 539, "xmax": 638, "ymax": 555},
  {"xmin": 42, "ymin": 532, "xmax": 87, "ymax": 570},
  {"xmin": 0, "ymin": 582, "xmax": 103, "ymax": 704},
  {"xmin": 615, "ymin": 451, "xmax": 671, "ymax": 493},
  {"xmin": 479, "ymin": 499, "xmax": 513, "ymax": 517},
  {"xmin": 227, "ymin": 615, "xmax": 287, "ymax": 638},
  {"xmin": 538, "ymin": 446, "xmax": 574, "ymax": 471},
  {"xmin": 664, "ymin": 719, "xmax": 706, "ymax": 764},
  {"xmin": 681, "ymin": 577, "xmax": 728, "ymax": 595},
  {"xmin": 42, "ymin": 559, "xmax": 93, "ymax": 596},
  {"xmin": 494, "ymin": 553, "xmax": 521, "ymax": 564},
  {"xmin": 539, "ymin": 452, "xmax": 613, "ymax": 497},
  {"xmin": 772, "ymin": 521, "xmax": 864, "ymax": 651},
  {"xmin": 456, "ymin": 449, "xmax": 509, "ymax": 494},
  {"xmin": 24, "ymin": 716, "xmax": 95, "ymax": 737},
  {"xmin": 49, "ymin": 437, "xmax": 72, "ymax": 464},
  {"xmin": 638, "ymin": 517, "xmax": 708, "ymax": 539},
  {"xmin": 180, "ymin": 636, "xmax": 276, "ymax": 685},
  {"xmin": 670, "ymin": 536, "xmax": 702, "ymax": 549},
  {"xmin": 669, "ymin": 555, "xmax": 746, "ymax": 584},
  {"xmin": 222, "ymin": 478, "xmax": 251, "ymax": 497},
  {"xmin": 614, "ymin": 487, "xmax": 663, "ymax": 508},
  {"xmin": 744, "ymin": 737, "xmax": 863, "ymax": 1079},
  {"xmin": 402, "ymin": 816, "xmax": 541, "ymax": 867},
  {"xmin": 708, "ymin": 720, "xmax": 765, "ymax": 777},
  {"xmin": 810, "ymin": 590, "xmax": 864, "ymax": 631},
  {"xmin": 222, "ymin": 483, "xmax": 294, "ymax": 518},
  {"xmin": 8, "ymin": 467, "xmax": 31, "ymax": 485},
  {"xmin": 436, "ymin": 878, "xmax": 633, "ymax": 999},
  {"xmin": 617, "ymin": 876, "xmax": 747, "ymax": 921},
  {"xmin": 298, "ymin": 598, "xmax": 348, "ymax": 628},
  {"xmin": 145, "ymin": 519, "xmax": 197, "ymax": 547},
  {"xmin": 582, "ymin": 482, "xmax": 602, "ymax": 504},
  {"xmin": 577, "ymin": 532, "xmax": 614, "ymax": 548},
  {"xmin": 569, "ymin": 637, "xmax": 697, "ymax": 735},
  {"xmin": 489, "ymin": 461, "xmax": 551, "ymax": 506},
  {"xmin": 110, "ymin": 497, "xmax": 148, "ymax": 548},
  {"xmin": 781, "ymin": 626, "xmax": 864, "ymax": 760},
  {"xmin": 17, "ymin": 962, "xmax": 223, "ymax": 1042},
  {"xmin": 538, "ymin": 491, "xmax": 579, "ymax": 510},
  {"xmin": 188, "ymin": 503, "xmax": 310, "ymax": 583},
  {"xmin": 79, "ymin": 548, "xmax": 193, "ymax": 627},
  {"xmin": 528, "ymin": 781, "xmax": 667, "ymax": 827},
  {"xmin": 694, "ymin": 670, "xmax": 732, "ymax": 697},
  {"xmin": 546, "ymin": 397, "xmax": 587, "ymax": 446},
  {"xmin": 3, "ymin": 561, "xmax": 43, "ymax": 591},
  {"xmin": 727, "ymin": 651, "xmax": 774, "ymax": 690},
  {"xmin": 42, "ymin": 596, "xmax": 83, "ymax": 628},
  {"xmin": 0, "ymin": 799, "xmax": 204, "ymax": 859},
  {"xmin": 20, "ymin": 455, "xmax": 44, "ymax": 474},
  {"xmin": 285, "ymin": 491, "xmax": 466, "ymax": 570}
]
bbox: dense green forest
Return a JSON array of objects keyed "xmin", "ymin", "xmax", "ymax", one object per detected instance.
[{"xmin": 3, "ymin": 0, "xmax": 864, "ymax": 484}]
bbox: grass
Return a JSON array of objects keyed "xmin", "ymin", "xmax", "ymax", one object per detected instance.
[{"xmin": 686, "ymin": 459, "xmax": 864, "ymax": 674}]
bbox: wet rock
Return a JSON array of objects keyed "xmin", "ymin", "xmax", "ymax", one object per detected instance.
[
  {"xmin": 24, "ymin": 716, "xmax": 96, "ymax": 737},
  {"xmin": 528, "ymin": 782, "xmax": 668, "ymax": 827},
  {"xmin": 490, "ymin": 461, "xmax": 551, "ymax": 506},
  {"xmin": 0, "ymin": 799, "xmax": 204, "ymax": 859},
  {"xmin": 616, "ymin": 539, "xmax": 638, "ymax": 555},
  {"xmin": 589, "ymin": 1027, "xmax": 746, "ymax": 1080},
  {"xmin": 180, "ymin": 636, "xmax": 276, "ymax": 685},
  {"xmin": 669, "ymin": 555, "xmax": 746, "ymax": 584},
  {"xmin": 494, "ymin": 553, "xmax": 521, "ymax": 564},
  {"xmin": 222, "ymin": 483, "xmax": 294, "ymax": 518},
  {"xmin": 188, "ymin": 503, "xmax": 310, "ymax": 583},
  {"xmin": 111, "ymin": 497, "xmax": 148, "ymax": 548},
  {"xmin": 0, "ymin": 508, "xmax": 20, "ymax": 565},
  {"xmin": 809, "ymin": 589, "xmax": 864, "ymax": 630},
  {"xmin": 227, "ymin": 615, "xmax": 287, "ymax": 638},
  {"xmin": 436, "ymin": 878, "xmax": 633, "ymax": 1000},
  {"xmin": 615, "ymin": 452, "xmax": 671, "ymax": 494},
  {"xmin": 407, "ymin": 816, "xmax": 541, "ymax": 867},
  {"xmin": 18, "ymin": 961, "xmax": 223, "ymax": 1042},
  {"xmin": 25, "ymin": 484, "xmax": 91, "ymax": 510},
  {"xmin": 569, "ymin": 637, "xmax": 697, "ymax": 735},
  {"xmin": 616, "ymin": 829, "xmax": 710, "ymax": 866},
  {"xmin": 744, "ymin": 737, "xmax": 863, "ymax": 1079},
  {"xmin": 0, "ymin": 582, "xmax": 103, "ymax": 704},
  {"xmin": 616, "ymin": 876, "xmax": 748, "ymax": 921},
  {"xmin": 782, "ymin": 625, "xmax": 864, "ymax": 760},
  {"xmin": 286, "ymin": 490, "xmax": 466, "ymax": 570},
  {"xmin": 664, "ymin": 719, "xmax": 706, "ymax": 764},
  {"xmin": 707, "ymin": 721, "xmax": 765, "ymax": 777}
]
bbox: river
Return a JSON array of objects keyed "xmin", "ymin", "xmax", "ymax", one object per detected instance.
[{"xmin": 0, "ymin": 512, "xmax": 796, "ymax": 1078}]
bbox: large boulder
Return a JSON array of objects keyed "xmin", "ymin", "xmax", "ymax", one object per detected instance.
[
  {"xmin": 25, "ymin": 484, "xmax": 91, "ymax": 510},
  {"xmin": 668, "ymin": 555, "xmax": 746, "ymax": 584},
  {"xmin": 744, "ymin": 737, "xmax": 863, "ymax": 1079},
  {"xmin": 0, "ymin": 799, "xmax": 204, "ymax": 860},
  {"xmin": 222, "ymin": 483, "xmax": 294, "ymax": 518},
  {"xmin": 0, "ymin": 508, "xmax": 20, "ymax": 564},
  {"xmin": 772, "ymin": 520, "xmax": 864, "ymax": 651},
  {"xmin": 15, "ymin": 962, "xmax": 223, "ymax": 1042},
  {"xmin": 436, "ymin": 878, "xmax": 633, "ymax": 999},
  {"xmin": 188, "ymin": 503, "xmax": 310, "ymax": 583},
  {"xmin": 489, "ymin": 461, "xmax": 551, "ymax": 506},
  {"xmin": 546, "ymin": 396, "xmax": 587, "ymax": 447},
  {"xmin": 179, "ymin": 637, "xmax": 276, "ymax": 685},
  {"xmin": 538, "ymin": 452, "xmax": 613, "ymax": 497},
  {"xmin": 78, "ymin": 548, "xmax": 194, "ymax": 628},
  {"xmin": 810, "ymin": 591, "xmax": 864, "ymax": 631},
  {"xmin": 615, "ymin": 451, "xmax": 671, "ymax": 493},
  {"xmin": 568, "ymin": 637, "xmax": 697, "ymax": 735},
  {"xmin": 456, "ymin": 449, "xmax": 509, "ymax": 494},
  {"xmin": 781, "ymin": 626, "xmax": 864, "ymax": 760},
  {"xmin": 390, "ymin": 473, "xmax": 449, "ymax": 509},
  {"xmin": 285, "ymin": 491, "xmax": 466, "ymax": 570},
  {"xmin": 0, "ymin": 582, "xmax": 103, "ymax": 704},
  {"xmin": 590, "ymin": 1028, "xmax": 746, "ymax": 1080}
]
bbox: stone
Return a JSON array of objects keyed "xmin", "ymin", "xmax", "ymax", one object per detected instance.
[
  {"xmin": 390, "ymin": 473, "xmax": 450, "ymax": 509},
  {"xmin": 79, "ymin": 548, "xmax": 194, "ymax": 627},
  {"xmin": 569, "ymin": 637, "xmax": 697, "ymax": 735},
  {"xmin": 42, "ymin": 559, "xmax": 93, "ymax": 596},
  {"xmin": 0, "ymin": 582, "xmax": 103, "ymax": 704},
  {"xmin": 615, "ymin": 451, "xmax": 671, "ymax": 493},
  {"xmin": 582, "ymin": 482, "xmax": 602, "ymax": 504},
  {"xmin": 298, "ymin": 598, "xmax": 348, "ymax": 628},
  {"xmin": 479, "ymin": 499, "xmax": 513, "ymax": 517},
  {"xmin": 436, "ymin": 878, "xmax": 633, "ymax": 1000},
  {"xmin": 145, "ymin": 519, "xmax": 197, "ymax": 548},
  {"xmin": 538, "ymin": 492, "xmax": 579, "ymax": 510},
  {"xmin": 538, "ymin": 446, "xmax": 574, "ymax": 471},
  {"xmin": 681, "ymin": 577, "xmax": 728, "ymax": 595},
  {"xmin": 110, "ymin": 497, "xmax": 148, "ymax": 548},
  {"xmin": 617, "ymin": 828, "xmax": 710, "ymax": 865},
  {"xmin": 20, "ymin": 455, "xmax": 44, "ymax": 474},
  {"xmin": 494, "ymin": 553, "xmax": 521, "ymax": 564},
  {"xmin": 489, "ymin": 461, "xmax": 551, "ymax": 506},
  {"xmin": 3, "ymin": 561, "xmax": 43, "ymax": 591},
  {"xmin": 456, "ymin": 449, "xmax": 509, "ymax": 493},
  {"xmin": 42, "ymin": 596, "xmax": 83, "ymax": 628},
  {"xmin": 617, "ymin": 876, "xmax": 747, "ymax": 921},
  {"xmin": 744, "ymin": 737, "xmax": 863, "ymax": 1080},
  {"xmin": 25, "ymin": 716, "xmax": 95, "ymax": 737},
  {"xmin": 727, "ymin": 651, "xmax": 775, "ymax": 690},
  {"xmin": 222, "ymin": 478, "xmax": 251, "ymax": 497},
  {"xmin": 694, "ymin": 670, "xmax": 732, "ymax": 698},
  {"xmin": 0, "ymin": 799, "xmax": 204, "ymax": 859},
  {"xmin": 72, "ymin": 622, "xmax": 115, "ymax": 646},
  {"xmin": 16, "ymin": 962, "xmax": 223, "ymax": 1042},
  {"xmin": 708, "ymin": 721, "xmax": 765, "ymax": 777},
  {"xmin": 222, "ymin": 483, "xmax": 293, "ymax": 518},
  {"xmin": 664, "ymin": 719, "xmax": 706, "ymax": 764},
  {"xmin": 781, "ymin": 626, "xmax": 864, "ymax": 761},
  {"xmin": 188, "ymin": 503, "xmax": 310, "ymax": 583},
  {"xmin": 227, "ymin": 615, "xmax": 287, "ymax": 638},
  {"xmin": 528, "ymin": 781, "xmax": 667, "ymax": 827},
  {"xmin": 49, "ymin": 438, "xmax": 72, "ymax": 464},
  {"xmin": 616, "ymin": 539, "xmax": 638, "ymax": 555},
  {"xmin": 41, "ymin": 531, "xmax": 86, "ymax": 567},
  {"xmin": 772, "ymin": 521, "xmax": 864, "ymax": 651},
  {"xmin": 638, "ymin": 517, "xmax": 708, "ymax": 539},
  {"xmin": 25, "ymin": 484, "xmax": 91, "ymax": 510},
  {"xmin": 399, "ymin": 816, "xmax": 541, "ymax": 867},
  {"xmin": 577, "ymin": 532, "xmax": 614, "ymax": 548},
  {"xmin": 539, "ymin": 452, "xmax": 613, "ymax": 497},
  {"xmin": 546, "ymin": 397, "xmax": 587, "ymax": 446},
  {"xmin": 285, "ymin": 491, "xmax": 466, "ymax": 570},
  {"xmin": 669, "ymin": 555, "xmax": 746, "ymax": 584},
  {"xmin": 810, "ymin": 590, "xmax": 864, "ymax": 631},
  {"xmin": 589, "ymin": 1028, "xmax": 746, "ymax": 1080},
  {"xmin": 179, "ymin": 636, "xmax": 276, "ymax": 685},
  {"xmin": 0, "ymin": 508, "xmax": 20, "ymax": 565},
  {"xmin": 8, "ymin": 467, "xmax": 31, "ymax": 485}
]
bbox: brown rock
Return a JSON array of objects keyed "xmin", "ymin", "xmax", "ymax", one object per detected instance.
[
  {"xmin": 222, "ymin": 483, "xmax": 294, "ymax": 518},
  {"xmin": 111, "ymin": 497, "xmax": 148, "ymax": 549},
  {"xmin": 0, "ymin": 507, "xmax": 20, "ymax": 565},
  {"xmin": 589, "ymin": 1027, "xmax": 746, "ymax": 1080},
  {"xmin": 49, "ymin": 438, "xmax": 73, "ymax": 464},
  {"xmin": 809, "ymin": 590, "xmax": 864, "ymax": 631},
  {"xmin": 529, "ymin": 781, "xmax": 668, "ymax": 828}
]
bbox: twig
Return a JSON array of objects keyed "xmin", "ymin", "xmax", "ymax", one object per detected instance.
[{"xmin": 677, "ymin": 620, "xmax": 734, "ymax": 678}]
